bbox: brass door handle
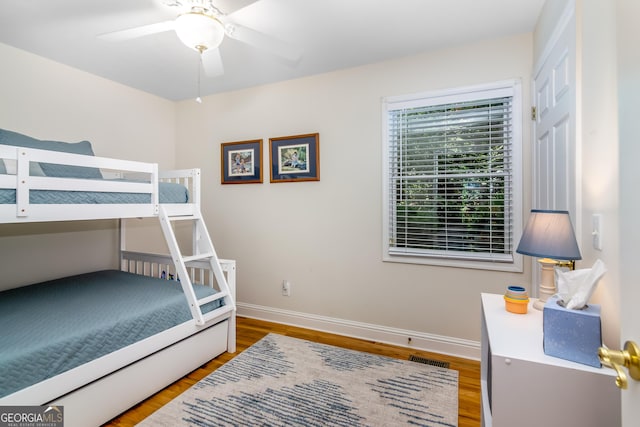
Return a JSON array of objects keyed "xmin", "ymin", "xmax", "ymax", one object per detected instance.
[{"xmin": 598, "ymin": 340, "xmax": 640, "ymax": 389}]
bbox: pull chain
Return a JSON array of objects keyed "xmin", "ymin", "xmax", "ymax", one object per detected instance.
[
  {"xmin": 196, "ymin": 52, "xmax": 203, "ymax": 103},
  {"xmin": 195, "ymin": 45, "xmax": 205, "ymax": 103}
]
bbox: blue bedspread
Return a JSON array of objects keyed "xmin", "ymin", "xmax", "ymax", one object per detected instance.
[
  {"xmin": 0, "ymin": 270, "xmax": 222, "ymax": 398},
  {"xmin": 0, "ymin": 181, "xmax": 188, "ymax": 204}
]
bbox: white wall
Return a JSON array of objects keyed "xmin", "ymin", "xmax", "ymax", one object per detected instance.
[
  {"xmin": 578, "ymin": 0, "xmax": 621, "ymax": 347},
  {"xmin": 533, "ymin": 0, "xmax": 621, "ymax": 347},
  {"xmin": 0, "ymin": 43, "xmax": 177, "ymax": 287},
  {"xmin": 175, "ymin": 33, "xmax": 534, "ymax": 347}
]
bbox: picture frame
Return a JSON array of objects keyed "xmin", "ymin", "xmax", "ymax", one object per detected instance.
[
  {"xmin": 269, "ymin": 133, "xmax": 320, "ymax": 183},
  {"xmin": 221, "ymin": 139, "xmax": 263, "ymax": 184}
]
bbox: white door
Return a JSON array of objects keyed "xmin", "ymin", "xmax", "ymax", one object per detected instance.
[
  {"xmin": 532, "ymin": 8, "xmax": 577, "ymax": 219},
  {"xmin": 531, "ymin": 6, "xmax": 578, "ymax": 295},
  {"xmin": 617, "ymin": 0, "xmax": 640, "ymax": 422}
]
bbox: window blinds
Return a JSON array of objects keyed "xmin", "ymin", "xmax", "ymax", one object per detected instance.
[{"xmin": 386, "ymin": 92, "xmax": 515, "ymax": 262}]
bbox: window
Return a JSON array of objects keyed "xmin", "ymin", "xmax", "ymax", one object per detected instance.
[{"xmin": 382, "ymin": 80, "xmax": 522, "ymax": 271}]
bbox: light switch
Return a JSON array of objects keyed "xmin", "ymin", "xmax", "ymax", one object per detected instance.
[{"xmin": 592, "ymin": 214, "xmax": 603, "ymax": 250}]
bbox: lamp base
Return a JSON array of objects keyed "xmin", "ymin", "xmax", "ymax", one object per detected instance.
[{"xmin": 533, "ymin": 258, "xmax": 558, "ymax": 311}]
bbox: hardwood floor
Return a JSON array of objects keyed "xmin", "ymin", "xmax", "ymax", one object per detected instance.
[{"xmin": 104, "ymin": 317, "xmax": 481, "ymax": 426}]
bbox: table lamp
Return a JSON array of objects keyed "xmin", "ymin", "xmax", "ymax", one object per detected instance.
[{"xmin": 516, "ymin": 209, "xmax": 582, "ymax": 310}]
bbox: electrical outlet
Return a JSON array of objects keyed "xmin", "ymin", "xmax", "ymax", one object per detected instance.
[{"xmin": 282, "ymin": 280, "xmax": 291, "ymax": 296}]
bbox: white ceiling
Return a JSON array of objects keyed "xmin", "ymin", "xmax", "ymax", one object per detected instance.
[{"xmin": 0, "ymin": 0, "xmax": 546, "ymax": 101}]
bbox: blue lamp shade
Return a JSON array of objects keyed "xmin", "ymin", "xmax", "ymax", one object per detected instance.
[{"xmin": 516, "ymin": 209, "xmax": 582, "ymax": 260}]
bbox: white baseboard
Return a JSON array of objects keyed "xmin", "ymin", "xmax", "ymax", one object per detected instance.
[{"xmin": 237, "ymin": 302, "xmax": 480, "ymax": 361}]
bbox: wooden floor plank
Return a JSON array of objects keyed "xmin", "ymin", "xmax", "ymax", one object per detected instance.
[{"xmin": 104, "ymin": 317, "xmax": 481, "ymax": 426}]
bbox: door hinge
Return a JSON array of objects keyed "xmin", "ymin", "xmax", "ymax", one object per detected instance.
[{"xmin": 531, "ymin": 106, "xmax": 537, "ymax": 121}]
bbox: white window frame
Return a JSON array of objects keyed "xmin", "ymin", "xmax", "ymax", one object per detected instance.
[{"xmin": 382, "ymin": 80, "xmax": 523, "ymax": 272}]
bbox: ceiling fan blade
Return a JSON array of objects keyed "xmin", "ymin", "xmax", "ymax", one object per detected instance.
[
  {"xmin": 226, "ymin": 24, "xmax": 303, "ymax": 63},
  {"xmin": 201, "ymin": 48, "xmax": 224, "ymax": 77},
  {"xmin": 98, "ymin": 20, "xmax": 175, "ymax": 42}
]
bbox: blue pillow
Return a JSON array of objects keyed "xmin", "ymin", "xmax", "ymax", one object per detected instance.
[{"xmin": 0, "ymin": 129, "xmax": 103, "ymax": 179}]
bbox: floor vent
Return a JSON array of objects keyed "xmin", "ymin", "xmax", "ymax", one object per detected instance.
[{"xmin": 409, "ymin": 355, "xmax": 450, "ymax": 369}]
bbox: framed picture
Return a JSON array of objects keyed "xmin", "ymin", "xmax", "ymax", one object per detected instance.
[
  {"xmin": 269, "ymin": 133, "xmax": 320, "ymax": 183},
  {"xmin": 221, "ymin": 139, "xmax": 263, "ymax": 184}
]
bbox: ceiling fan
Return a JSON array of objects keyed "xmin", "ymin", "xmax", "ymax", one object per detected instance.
[{"xmin": 99, "ymin": 0, "xmax": 302, "ymax": 78}]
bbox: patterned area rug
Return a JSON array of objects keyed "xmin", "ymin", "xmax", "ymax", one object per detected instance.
[{"xmin": 139, "ymin": 333, "xmax": 458, "ymax": 426}]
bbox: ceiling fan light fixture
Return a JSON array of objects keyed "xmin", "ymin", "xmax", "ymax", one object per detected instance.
[{"xmin": 175, "ymin": 12, "xmax": 224, "ymax": 52}]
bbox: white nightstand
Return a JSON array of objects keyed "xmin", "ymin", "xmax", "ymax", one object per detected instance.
[{"xmin": 480, "ymin": 293, "xmax": 621, "ymax": 427}]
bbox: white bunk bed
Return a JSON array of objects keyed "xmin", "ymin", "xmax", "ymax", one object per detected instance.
[{"xmin": 0, "ymin": 130, "xmax": 236, "ymax": 426}]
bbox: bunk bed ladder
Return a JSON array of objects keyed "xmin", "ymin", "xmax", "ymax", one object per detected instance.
[{"xmin": 158, "ymin": 206, "xmax": 236, "ymax": 326}]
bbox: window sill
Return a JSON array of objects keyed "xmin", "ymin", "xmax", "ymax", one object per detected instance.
[{"xmin": 383, "ymin": 252, "xmax": 524, "ymax": 272}]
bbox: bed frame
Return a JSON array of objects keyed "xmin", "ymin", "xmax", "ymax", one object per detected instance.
[
  {"xmin": 0, "ymin": 144, "xmax": 199, "ymax": 222},
  {"xmin": 0, "ymin": 143, "xmax": 236, "ymax": 427}
]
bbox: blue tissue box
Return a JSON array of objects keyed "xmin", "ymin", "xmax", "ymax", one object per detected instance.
[{"xmin": 543, "ymin": 296, "xmax": 602, "ymax": 367}]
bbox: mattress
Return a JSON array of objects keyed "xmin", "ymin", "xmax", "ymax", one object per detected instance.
[
  {"xmin": 0, "ymin": 270, "xmax": 223, "ymax": 398},
  {"xmin": 0, "ymin": 180, "xmax": 188, "ymax": 204}
]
